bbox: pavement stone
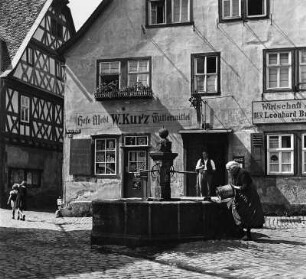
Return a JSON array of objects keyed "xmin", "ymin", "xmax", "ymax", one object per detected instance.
[{"xmin": 0, "ymin": 208, "xmax": 306, "ymax": 279}]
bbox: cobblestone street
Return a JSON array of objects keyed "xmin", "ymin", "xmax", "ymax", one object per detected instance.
[{"xmin": 0, "ymin": 208, "xmax": 306, "ymax": 279}]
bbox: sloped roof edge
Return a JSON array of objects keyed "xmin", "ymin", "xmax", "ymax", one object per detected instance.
[
  {"xmin": 58, "ymin": 0, "xmax": 113, "ymax": 54},
  {"xmin": 0, "ymin": 0, "xmax": 53, "ymax": 77}
]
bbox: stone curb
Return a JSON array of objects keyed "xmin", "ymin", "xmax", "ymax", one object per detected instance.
[{"xmin": 264, "ymin": 216, "xmax": 306, "ymax": 229}]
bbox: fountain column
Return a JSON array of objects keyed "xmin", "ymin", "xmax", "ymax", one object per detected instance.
[{"xmin": 149, "ymin": 128, "xmax": 178, "ymax": 200}]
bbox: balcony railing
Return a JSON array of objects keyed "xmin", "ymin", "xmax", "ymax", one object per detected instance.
[{"xmin": 94, "ymin": 82, "xmax": 153, "ymax": 100}]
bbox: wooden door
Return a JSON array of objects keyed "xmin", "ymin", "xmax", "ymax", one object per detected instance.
[{"xmin": 124, "ymin": 149, "xmax": 148, "ymax": 198}]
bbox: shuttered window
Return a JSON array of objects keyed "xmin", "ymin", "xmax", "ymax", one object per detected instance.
[
  {"xmin": 69, "ymin": 139, "xmax": 92, "ymax": 175},
  {"xmin": 250, "ymin": 133, "xmax": 265, "ymax": 175}
]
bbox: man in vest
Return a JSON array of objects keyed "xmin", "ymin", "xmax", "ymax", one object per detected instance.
[{"xmin": 195, "ymin": 150, "xmax": 216, "ymax": 199}]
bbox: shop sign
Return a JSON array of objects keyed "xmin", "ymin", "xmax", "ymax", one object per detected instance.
[
  {"xmin": 75, "ymin": 109, "xmax": 193, "ymax": 129},
  {"xmin": 252, "ymin": 100, "xmax": 306, "ymax": 124}
]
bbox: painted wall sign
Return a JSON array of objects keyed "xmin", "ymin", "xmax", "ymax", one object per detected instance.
[
  {"xmin": 74, "ymin": 109, "xmax": 193, "ymax": 129},
  {"xmin": 65, "ymin": 128, "xmax": 81, "ymax": 138},
  {"xmin": 252, "ymin": 100, "xmax": 306, "ymax": 124}
]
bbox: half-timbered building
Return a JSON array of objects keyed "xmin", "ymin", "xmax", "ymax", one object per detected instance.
[{"xmin": 0, "ymin": 0, "xmax": 75, "ymax": 208}]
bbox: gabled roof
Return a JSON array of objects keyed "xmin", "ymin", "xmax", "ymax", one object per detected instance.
[
  {"xmin": 0, "ymin": 0, "xmax": 75, "ymax": 77},
  {"xmin": 0, "ymin": 0, "xmax": 50, "ymax": 72},
  {"xmin": 59, "ymin": 0, "xmax": 113, "ymax": 54}
]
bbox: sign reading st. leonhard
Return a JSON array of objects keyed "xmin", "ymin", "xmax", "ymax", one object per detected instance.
[{"xmin": 252, "ymin": 100, "xmax": 306, "ymax": 124}]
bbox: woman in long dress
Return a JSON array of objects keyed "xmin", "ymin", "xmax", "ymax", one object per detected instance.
[{"xmin": 226, "ymin": 161, "xmax": 265, "ymax": 240}]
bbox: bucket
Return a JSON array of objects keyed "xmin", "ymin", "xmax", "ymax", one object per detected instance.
[{"xmin": 216, "ymin": 184, "xmax": 235, "ymax": 200}]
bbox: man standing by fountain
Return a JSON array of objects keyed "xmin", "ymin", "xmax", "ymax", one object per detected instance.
[{"xmin": 196, "ymin": 150, "xmax": 216, "ymax": 199}]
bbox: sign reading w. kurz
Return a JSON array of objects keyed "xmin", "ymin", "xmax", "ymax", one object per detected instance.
[
  {"xmin": 252, "ymin": 99, "xmax": 306, "ymax": 124},
  {"xmin": 75, "ymin": 109, "xmax": 193, "ymax": 129}
]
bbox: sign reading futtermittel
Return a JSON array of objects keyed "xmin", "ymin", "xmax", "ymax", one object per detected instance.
[
  {"xmin": 252, "ymin": 100, "xmax": 306, "ymax": 124},
  {"xmin": 75, "ymin": 109, "xmax": 193, "ymax": 129}
]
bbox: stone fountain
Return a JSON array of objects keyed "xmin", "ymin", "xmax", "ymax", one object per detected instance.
[{"xmin": 91, "ymin": 129, "xmax": 238, "ymax": 247}]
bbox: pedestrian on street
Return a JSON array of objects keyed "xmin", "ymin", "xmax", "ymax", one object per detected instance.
[
  {"xmin": 195, "ymin": 150, "xmax": 216, "ymax": 199},
  {"xmin": 7, "ymin": 184, "xmax": 19, "ymax": 219},
  {"xmin": 226, "ymin": 161, "xmax": 265, "ymax": 241},
  {"xmin": 16, "ymin": 181, "xmax": 27, "ymax": 221}
]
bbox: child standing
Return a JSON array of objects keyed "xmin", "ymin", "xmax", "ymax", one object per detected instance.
[
  {"xmin": 7, "ymin": 184, "xmax": 19, "ymax": 219},
  {"xmin": 16, "ymin": 181, "xmax": 27, "ymax": 221}
]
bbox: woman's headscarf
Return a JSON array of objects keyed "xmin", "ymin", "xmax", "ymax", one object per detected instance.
[{"xmin": 226, "ymin": 161, "xmax": 240, "ymax": 172}]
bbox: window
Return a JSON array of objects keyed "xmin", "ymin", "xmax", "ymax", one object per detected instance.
[
  {"xmin": 266, "ymin": 51, "xmax": 292, "ymax": 90},
  {"xmin": 220, "ymin": 0, "xmax": 268, "ymax": 21},
  {"xmin": 9, "ymin": 168, "xmax": 42, "ymax": 188},
  {"xmin": 55, "ymin": 60, "xmax": 63, "ymax": 80},
  {"xmin": 95, "ymin": 138, "xmax": 117, "ymax": 175},
  {"xmin": 267, "ymin": 134, "xmax": 294, "ymax": 175},
  {"xmin": 222, "ymin": 0, "xmax": 240, "ymax": 19},
  {"xmin": 247, "ymin": 0, "xmax": 267, "ymax": 17},
  {"xmin": 128, "ymin": 60, "xmax": 150, "ymax": 87},
  {"xmin": 128, "ymin": 151, "xmax": 147, "ymax": 173},
  {"xmin": 20, "ymin": 95, "xmax": 30, "ymax": 123},
  {"xmin": 124, "ymin": 136, "xmax": 149, "ymax": 146},
  {"xmin": 172, "ymin": 0, "xmax": 190, "ymax": 23},
  {"xmin": 299, "ymin": 50, "xmax": 306, "ymax": 90},
  {"xmin": 26, "ymin": 47, "xmax": 34, "ymax": 66},
  {"xmin": 99, "ymin": 61, "xmax": 120, "ymax": 90},
  {"xmin": 97, "ymin": 58, "xmax": 151, "ymax": 90},
  {"xmin": 303, "ymin": 134, "xmax": 306, "ymax": 174},
  {"xmin": 192, "ymin": 53, "xmax": 220, "ymax": 95},
  {"xmin": 147, "ymin": 0, "xmax": 191, "ymax": 26},
  {"xmin": 51, "ymin": 18, "xmax": 63, "ymax": 39},
  {"xmin": 264, "ymin": 48, "xmax": 306, "ymax": 92}
]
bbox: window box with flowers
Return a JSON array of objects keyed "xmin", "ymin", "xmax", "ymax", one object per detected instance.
[{"xmin": 95, "ymin": 58, "xmax": 153, "ymax": 100}]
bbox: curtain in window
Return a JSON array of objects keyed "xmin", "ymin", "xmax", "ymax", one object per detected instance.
[{"xmin": 223, "ymin": 0, "xmax": 240, "ymax": 18}]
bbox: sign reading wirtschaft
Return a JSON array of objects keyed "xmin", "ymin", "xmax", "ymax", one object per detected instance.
[
  {"xmin": 75, "ymin": 109, "xmax": 193, "ymax": 129},
  {"xmin": 252, "ymin": 100, "xmax": 306, "ymax": 124}
]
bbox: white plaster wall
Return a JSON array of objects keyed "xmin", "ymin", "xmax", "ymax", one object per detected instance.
[{"xmin": 63, "ymin": 0, "xmax": 306, "ymax": 209}]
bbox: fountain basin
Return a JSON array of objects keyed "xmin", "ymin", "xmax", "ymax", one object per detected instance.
[{"xmin": 91, "ymin": 198, "xmax": 239, "ymax": 247}]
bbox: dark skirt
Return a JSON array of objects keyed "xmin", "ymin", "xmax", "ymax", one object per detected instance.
[
  {"xmin": 16, "ymin": 196, "xmax": 26, "ymax": 211},
  {"xmin": 231, "ymin": 183, "xmax": 265, "ymax": 229}
]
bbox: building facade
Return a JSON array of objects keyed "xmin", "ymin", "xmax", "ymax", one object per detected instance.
[
  {"xmin": 62, "ymin": 0, "xmax": 306, "ymax": 214},
  {"xmin": 0, "ymin": 0, "xmax": 75, "ymax": 208}
]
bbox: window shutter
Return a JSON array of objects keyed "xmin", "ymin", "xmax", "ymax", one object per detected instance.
[
  {"xmin": 69, "ymin": 139, "xmax": 93, "ymax": 175},
  {"xmin": 250, "ymin": 133, "xmax": 265, "ymax": 175}
]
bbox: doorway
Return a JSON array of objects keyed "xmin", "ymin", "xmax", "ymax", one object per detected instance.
[
  {"xmin": 183, "ymin": 133, "xmax": 228, "ymax": 196},
  {"xmin": 123, "ymin": 148, "xmax": 149, "ymax": 198}
]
